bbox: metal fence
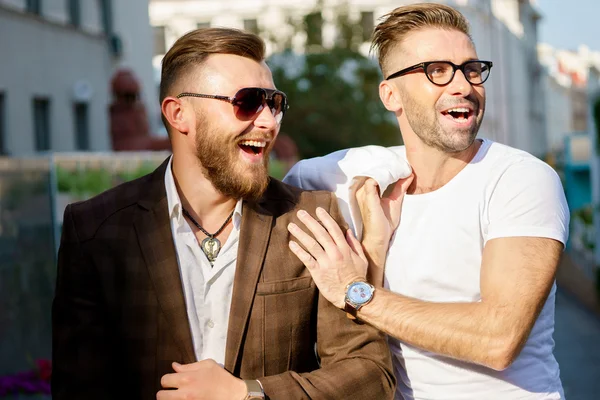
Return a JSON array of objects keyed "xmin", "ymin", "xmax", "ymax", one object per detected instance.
[{"xmin": 0, "ymin": 152, "xmax": 169, "ymax": 377}]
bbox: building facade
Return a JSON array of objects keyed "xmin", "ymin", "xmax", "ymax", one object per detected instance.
[
  {"xmin": 0, "ymin": 0, "xmax": 158, "ymax": 156},
  {"xmin": 149, "ymin": 0, "xmax": 548, "ymax": 157}
]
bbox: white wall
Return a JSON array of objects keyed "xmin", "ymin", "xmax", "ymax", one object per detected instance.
[
  {"xmin": 542, "ymin": 75, "xmax": 571, "ymax": 152},
  {"xmin": 0, "ymin": 0, "xmax": 157, "ymax": 155},
  {"xmin": 0, "ymin": 4, "xmax": 111, "ymax": 155}
]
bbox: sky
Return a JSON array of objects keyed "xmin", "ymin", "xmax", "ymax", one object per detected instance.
[{"xmin": 536, "ymin": 0, "xmax": 600, "ymax": 52}]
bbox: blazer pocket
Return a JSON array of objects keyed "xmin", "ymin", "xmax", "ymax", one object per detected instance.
[{"xmin": 256, "ymin": 276, "xmax": 313, "ymax": 295}]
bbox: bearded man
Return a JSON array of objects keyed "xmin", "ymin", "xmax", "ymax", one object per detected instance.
[{"xmin": 51, "ymin": 28, "xmax": 395, "ymax": 400}]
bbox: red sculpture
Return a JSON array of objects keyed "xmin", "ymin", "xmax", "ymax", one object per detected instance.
[{"xmin": 109, "ymin": 69, "xmax": 171, "ymax": 151}]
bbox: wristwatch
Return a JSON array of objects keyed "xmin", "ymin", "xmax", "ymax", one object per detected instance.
[
  {"xmin": 243, "ymin": 379, "xmax": 265, "ymax": 400},
  {"xmin": 344, "ymin": 280, "xmax": 375, "ymax": 320}
]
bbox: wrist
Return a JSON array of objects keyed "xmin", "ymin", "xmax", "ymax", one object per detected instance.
[
  {"xmin": 235, "ymin": 378, "xmax": 248, "ymax": 400},
  {"xmin": 344, "ymin": 280, "xmax": 376, "ymax": 322},
  {"xmin": 337, "ymin": 276, "xmax": 365, "ymax": 309},
  {"xmin": 362, "ymin": 238, "xmax": 389, "ymax": 261}
]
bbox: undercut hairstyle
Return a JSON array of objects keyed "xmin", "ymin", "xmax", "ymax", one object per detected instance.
[
  {"xmin": 159, "ymin": 27, "xmax": 266, "ymax": 129},
  {"xmin": 371, "ymin": 3, "xmax": 472, "ymax": 76}
]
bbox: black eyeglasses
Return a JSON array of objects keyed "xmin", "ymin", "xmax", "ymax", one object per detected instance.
[
  {"xmin": 386, "ymin": 60, "xmax": 493, "ymax": 86},
  {"xmin": 177, "ymin": 87, "xmax": 289, "ymax": 123}
]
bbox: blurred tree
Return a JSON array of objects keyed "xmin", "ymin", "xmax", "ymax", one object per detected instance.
[
  {"xmin": 594, "ymin": 95, "xmax": 600, "ymax": 154},
  {"xmin": 265, "ymin": 1, "xmax": 401, "ymax": 159}
]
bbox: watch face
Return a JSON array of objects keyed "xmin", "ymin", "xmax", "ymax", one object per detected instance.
[{"xmin": 347, "ymin": 281, "xmax": 373, "ymax": 305}]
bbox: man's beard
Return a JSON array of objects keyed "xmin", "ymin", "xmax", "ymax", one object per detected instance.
[
  {"xmin": 402, "ymin": 92, "xmax": 484, "ymax": 153},
  {"xmin": 194, "ymin": 119, "xmax": 271, "ymax": 202}
]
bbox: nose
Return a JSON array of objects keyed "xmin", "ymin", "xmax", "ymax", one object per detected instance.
[
  {"xmin": 253, "ymin": 102, "xmax": 279, "ymax": 131},
  {"xmin": 446, "ymin": 69, "xmax": 473, "ymax": 97}
]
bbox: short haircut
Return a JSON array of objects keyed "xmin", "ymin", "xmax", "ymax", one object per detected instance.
[
  {"xmin": 371, "ymin": 3, "xmax": 471, "ymax": 76},
  {"xmin": 159, "ymin": 28, "xmax": 266, "ymax": 130}
]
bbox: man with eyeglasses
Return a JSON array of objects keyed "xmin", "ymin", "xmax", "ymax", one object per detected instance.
[
  {"xmin": 52, "ymin": 28, "xmax": 395, "ymax": 400},
  {"xmin": 284, "ymin": 3, "xmax": 567, "ymax": 399}
]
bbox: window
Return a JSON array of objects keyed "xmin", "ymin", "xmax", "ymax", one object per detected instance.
[
  {"xmin": 26, "ymin": 0, "xmax": 41, "ymax": 15},
  {"xmin": 68, "ymin": 0, "xmax": 81, "ymax": 27},
  {"xmin": 305, "ymin": 12, "xmax": 323, "ymax": 46},
  {"xmin": 360, "ymin": 12, "xmax": 374, "ymax": 42},
  {"xmin": 99, "ymin": 0, "xmax": 113, "ymax": 35},
  {"xmin": 243, "ymin": 19, "xmax": 259, "ymax": 34},
  {"xmin": 73, "ymin": 102, "xmax": 89, "ymax": 151},
  {"xmin": 0, "ymin": 92, "xmax": 5, "ymax": 155},
  {"xmin": 154, "ymin": 26, "xmax": 167, "ymax": 55},
  {"xmin": 33, "ymin": 98, "xmax": 51, "ymax": 152}
]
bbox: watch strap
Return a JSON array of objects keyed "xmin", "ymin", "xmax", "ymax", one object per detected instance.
[
  {"xmin": 243, "ymin": 379, "xmax": 265, "ymax": 400},
  {"xmin": 344, "ymin": 301, "xmax": 358, "ymax": 319}
]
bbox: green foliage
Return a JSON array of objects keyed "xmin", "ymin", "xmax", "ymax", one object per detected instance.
[
  {"xmin": 574, "ymin": 204, "xmax": 594, "ymax": 226},
  {"xmin": 56, "ymin": 162, "xmax": 159, "ymax": 198},
  {"xmin": 268, "ymin": 159, "xmax": 287, "ymax": 180},
  {"xmin": 265, "ymin": 1, "xmax": 401, "ymax": 159}
]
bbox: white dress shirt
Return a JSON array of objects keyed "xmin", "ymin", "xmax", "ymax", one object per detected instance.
[{"xmin": 164, "ymin": 157, "xmax": 243, "ymax": 365}]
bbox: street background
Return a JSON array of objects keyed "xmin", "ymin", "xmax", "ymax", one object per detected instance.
[{"xmin": 0, "ymin": 0, "xmax": 599, "ymax": 398}]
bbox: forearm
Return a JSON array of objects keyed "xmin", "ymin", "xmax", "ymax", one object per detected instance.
[
  {"xmin": 258, "ymin": 357, "xmax": 395, "ymax": 399},
  {"xmin": 361, "ymin": 239, "xmax": 388, "ymax": 287},
  {"xmin": 358, "ymin": 289, "xmax": 524, "ymax": 370}
]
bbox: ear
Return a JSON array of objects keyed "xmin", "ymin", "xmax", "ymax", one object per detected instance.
[
  {"xmin": 379, "ymin": 80, "xmax": 403, "ymax": 112},
  {"xmin": 161, "ymin": 96, "xmax": 192, "ymax": 134}
]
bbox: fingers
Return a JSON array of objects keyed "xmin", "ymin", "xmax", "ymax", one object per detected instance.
[
  {"xmin": 387, "ymin": 174, "xmax": 414, "ymax": 201},
  {"xmin": 172, "ymin": 361, "xmax": 204, "ymax": 372},
  {"xmin": 156, "ymin": 389, "xmax": 177, "ymax": 400},
  {"xmin": 315, "ymin": 207, "xmax": 347, "ymax": 248},
  {"xmin": 288, "ymin": 222, "xmax": 327, "ymax": 262},
  {"xmin": 346, "ymin": 229, "xmax": 367, "ymax": 261},
  {"xmin": 289, "ymin": 240, "xmax": 318, "ymax": 269},
  {"xmin": 161, "ymin": 372, "xmax": 184, "ymax": 389},
  {"xmin": 289, "ymin": 209, "xmax": 341, "ymax": 256}
]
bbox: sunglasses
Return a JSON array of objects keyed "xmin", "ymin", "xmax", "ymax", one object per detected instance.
[{"xmin": 177, "ymin": 87, "xmax": 289, "ymax": 123}]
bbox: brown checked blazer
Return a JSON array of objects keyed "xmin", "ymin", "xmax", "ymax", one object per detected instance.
[{"xmin": 52, "ymin": 158, "xmax": 395, "ymax": 400}]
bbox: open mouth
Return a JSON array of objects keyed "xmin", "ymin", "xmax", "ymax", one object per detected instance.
[
  {"xmin": 441, "ymin": 107, "xmax": 474, "ymax": 123},
  {"xmin": 238, "ymin": 139, "xmax": 267, "ymax": 157}
]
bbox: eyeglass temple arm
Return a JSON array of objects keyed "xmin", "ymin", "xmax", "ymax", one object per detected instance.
[
  {"xmin": 386, "ymin": 63, "xmax": 425, "ymax": 80},
  {"xmin": 176, "ymin": 93, "xmax": 234, "ymax": 103}
]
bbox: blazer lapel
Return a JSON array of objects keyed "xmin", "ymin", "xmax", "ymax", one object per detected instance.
[
  {"xmin": 134, "ymin": 161, "xmax": 196, "ymax": 365},
  {"xmin": 224, "ymin": 202, "xmax": 273, "ymax": 372}
]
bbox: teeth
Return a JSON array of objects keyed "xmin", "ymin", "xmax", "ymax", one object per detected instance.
[
  {"xmin": 239, "ymin": 140, "xmax": 266, "ymax": 148},
  {"xmin": 448, "ymin": 107, "xmax": 470, "ymax": 113}
]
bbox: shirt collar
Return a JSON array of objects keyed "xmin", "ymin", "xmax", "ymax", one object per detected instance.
[{"xmin": 164, "ymin": 156, "xmax": 243, "ymax": 230}]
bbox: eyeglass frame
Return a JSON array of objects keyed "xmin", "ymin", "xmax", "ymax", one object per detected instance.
[
  {"xmin": 385, "ymin": 60, "xmax": 493, "ymax": 86},
  {"xmin": 176, "ymin": 87, "xmax": 289, "ymax": 121}
]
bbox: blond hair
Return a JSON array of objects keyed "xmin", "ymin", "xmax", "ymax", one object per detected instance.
[{"xmin": 371, "ymin": 3, "xmax": 471, "ymax": 76}]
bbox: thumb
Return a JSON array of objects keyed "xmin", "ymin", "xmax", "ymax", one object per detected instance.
[
  {"xmin": 386, "ymin": 174, "xmax": 414, "ymax": 201},
  {"xmin": 357, "ymin": 179, "xmax": 382, "ymax": 218}
]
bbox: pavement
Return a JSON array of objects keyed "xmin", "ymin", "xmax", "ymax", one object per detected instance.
[{"xmin": 553, "ymin": 252, "xmax": 600, "ymax": 399}]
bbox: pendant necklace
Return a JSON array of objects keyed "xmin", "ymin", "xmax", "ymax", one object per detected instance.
[{"xmin": 182, "ymin": 207, "xmax": 235, "ymax": 266}]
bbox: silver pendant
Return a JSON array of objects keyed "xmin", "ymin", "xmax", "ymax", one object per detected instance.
[{"xmin": 201, "ymin": 236, "xmax": 221, "ymax": 264}]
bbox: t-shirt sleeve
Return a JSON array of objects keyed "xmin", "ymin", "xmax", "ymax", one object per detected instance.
[{"xmin": 485, "ymin": 159, "xmax": 569, "ymax": 247}]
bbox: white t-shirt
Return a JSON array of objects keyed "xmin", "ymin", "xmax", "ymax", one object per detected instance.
[{"xmin": 283, "ymin": 139, "xmax": 569, "ymax": 399}]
